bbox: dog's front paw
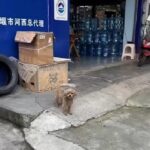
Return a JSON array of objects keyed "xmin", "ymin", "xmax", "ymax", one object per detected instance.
[
  {"xmin": 63, "ymin": 111, "xmax": 68, "ymax": 116},
  {"xmin": 69, "ymin": 112, "xmax": 72, "ymax": 115}
]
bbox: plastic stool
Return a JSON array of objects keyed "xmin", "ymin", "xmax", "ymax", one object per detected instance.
[{"xmin": 122, "ymin": 43, "xmax": 135, "ymax": 60}]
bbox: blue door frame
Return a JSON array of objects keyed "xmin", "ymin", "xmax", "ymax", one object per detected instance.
[{"xmin": 135, "ymin": 0, "xmax": 143, "ymax": 52}]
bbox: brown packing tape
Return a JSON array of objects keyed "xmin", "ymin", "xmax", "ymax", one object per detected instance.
[{"xmin": 19, "ymin": 44, "xmax": 53, "ymax": 51}]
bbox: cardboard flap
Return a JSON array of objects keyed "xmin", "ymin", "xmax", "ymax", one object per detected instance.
[{"xmin": 15, "ymin": 31, "xmax": 36, "ymax": 43}]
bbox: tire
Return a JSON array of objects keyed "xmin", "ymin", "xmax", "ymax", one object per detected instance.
[{"xmin": 0, "ymin": 55, "xmax": 18, "ymax": 95}]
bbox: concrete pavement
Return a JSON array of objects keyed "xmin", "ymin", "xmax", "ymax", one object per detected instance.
[
  {"xmin": 127, "ymin": 87, "xmax": 150, "ymax": 108},
  {"xmin": 25, "ymin": 87, "xmax": 150, "ymax": 150},
  {"xmin": 23, "ymin": 64, "xmax": 150, "ymax": 150},
  {"xmin": 0, "ymin": 119, "xmax": 32, "ymax": 150},
  {"xmin": 0, "ymin": 62, "xmax": 149, "ymax": 127},
  {"xmin": 53, "ymin": 106, "xmax": 150, "ymax": 150},
  {"xmin": 1, "ymin": 62, "xmax": 150, "ymax": 149}
]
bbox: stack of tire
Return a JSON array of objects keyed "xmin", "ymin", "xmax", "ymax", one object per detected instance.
[{"xmin": 0, "ymin": 55, "xmax": 18, "ymax": 96}]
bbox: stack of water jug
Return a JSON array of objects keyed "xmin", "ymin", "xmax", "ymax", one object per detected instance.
[{"xmin": 74, "ymin": 15, "xmax": 124, "ymax": 58}]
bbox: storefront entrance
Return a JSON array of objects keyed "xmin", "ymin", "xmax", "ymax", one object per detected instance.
[{"xmin": 69, "ymin": 0, "xmax": 138, "ymax": 72}]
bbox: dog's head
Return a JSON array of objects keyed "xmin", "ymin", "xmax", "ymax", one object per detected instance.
[{"xmin": 64, "ymin": 88, "xmax": 77, "ymax": 100}]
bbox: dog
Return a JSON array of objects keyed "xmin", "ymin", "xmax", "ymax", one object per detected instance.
[{"xmin": 55, "ymin": 84, "xmax": 77, "ymax": 115}]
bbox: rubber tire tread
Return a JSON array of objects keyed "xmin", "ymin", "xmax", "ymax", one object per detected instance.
[{"xmin": 0, "ymin": 55, "xmax": 18, "ymax": 95}]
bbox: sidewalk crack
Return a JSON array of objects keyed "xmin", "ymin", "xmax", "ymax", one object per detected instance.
[{"xmin": 51, "ymin": 133, "xmax": 88, "ymax": 150}]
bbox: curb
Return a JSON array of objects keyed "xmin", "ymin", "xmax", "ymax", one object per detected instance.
[{"xmin": 0, "ymin": 107, "xmax": 39, "ymax": 127}]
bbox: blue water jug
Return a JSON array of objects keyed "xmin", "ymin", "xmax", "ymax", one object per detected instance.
[
  {"xmin": 91, "ymin": 19, "xmax": 98, "ymax": 31},
  {"xmin": 76, "ymin": 41, "xmax": 80, "ymax": 53},
  {"xmin": 113, "ymin": 32, "xmax": 119, "ymax": 43},
  {"xmin": 100, "ymin": 29, "xmax": 108, "ymax": 44},
  {"xmin": 111, "ymin": 44, "xmax": 118, "ymax": 56},
  {"xmin": 117, "ymin": 16, "xmax": 124, "ymax": 31},
  {"xmin": 86, "ymin": 31, "xmax": 93, "ymax": 45},
  {"xmin": 103, "ymin": 45, "xmax": 110, "ymax": 57},
  {"xmin": 111, "ymin": 32, "xmax": 119, "ymax": 56},
  {"xmin": 99, "ymin": 19, "xmax": 103, "ymax": 30},
  {"xmin": 90, "ymin": 44, "xmax": 95, "ymax": 56},
  {"xmin": 93, "ymin": 32, "xmax": 100, "ymax": 45},
  {"xmin": 114, "ymin": 17, "xmax": 119, "ymax": 30},
  {"xmin": 85, "ymin": 19, "xmax": 91, "ymax": 30},
  {"xmin": 120, "ymin": 18, "xmax": 124, "ymax": 31},
  {"xmin": 80, "ymin": 21, "xmax": 85, "ymax": 30},
  {"xmin": 86, "ymin": 44, "xmax": 92, "ymax": 56},
  {"xmin": 114, "ymin": 16, "xmax": 123, "ymax": 31},
  {"xmin": 80, "ymin": 33, "xmax": 86, "ymax": 44},
  {"xmin": 85, "ymin": 44, "xmax": 89, "ymax": 56},
  {"xmin": 109, "ymin": 15, "xmax": 114, "ymax": 30},
  {"xmin": 76, "ymin": 14, "xmax": 80, "ymax": 22},
  {"xmin": 107, "ymin": 32, "xmax": 112, "ymax": 43},
  {"xmin": 118, "ymin": 43, "xmax": 123, "ymax": 56},
  {"xmin": 103, "ymin": 18, "xmax": 108, "ymax": 30},
  {"xmin": 96, "ymin": 44, "xmax": 103, "ymax": 57},
  {"xmin": 80, "ymin": 44, "xmax": 87, "ymax": 56}
]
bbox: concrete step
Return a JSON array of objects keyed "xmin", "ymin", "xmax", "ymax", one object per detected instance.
[{"xmin": 0, "ymin": 87, "xmax": 55, "ymax": 127}]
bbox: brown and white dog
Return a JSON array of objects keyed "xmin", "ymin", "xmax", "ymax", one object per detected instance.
[{"xmin": 55, "ymin": 84, "xmax": 77, "ymax": 115}]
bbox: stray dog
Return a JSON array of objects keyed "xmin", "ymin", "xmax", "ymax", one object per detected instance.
[{"xmin": 55, "ymin": 84, "xmax": 77, "ymax": 115}]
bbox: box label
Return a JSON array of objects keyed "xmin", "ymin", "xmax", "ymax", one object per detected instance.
[
  {"xmin": 54, "ymin": 0, "xmax": 68, "ymax": 21},
  {"xmin": 39, "ymin": 35, "xmax": 46, "ymax": 40}
]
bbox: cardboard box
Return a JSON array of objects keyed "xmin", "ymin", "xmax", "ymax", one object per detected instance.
[
  {"xmin": 15, "ymin": 31, "xmax": 54, "ymax": 65},
  {"xmin": 18, "ymin": 58, "xmax": 70, "ymax": 92}
]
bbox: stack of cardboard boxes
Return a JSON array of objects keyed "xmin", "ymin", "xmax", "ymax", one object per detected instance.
[{"xmin": 15, "ymin": 31, "xmax": 69, "ymax": 92}]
